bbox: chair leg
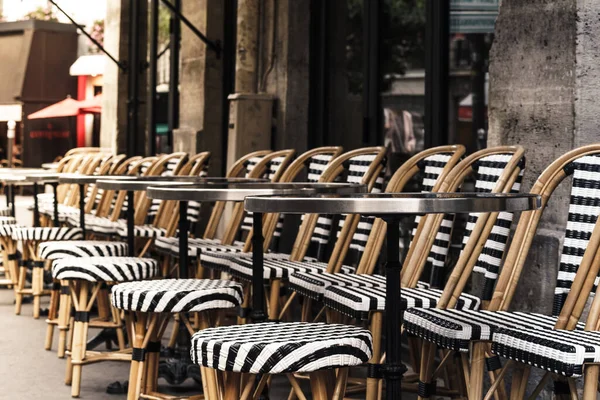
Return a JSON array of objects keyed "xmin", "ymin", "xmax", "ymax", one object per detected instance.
[
  {"xmin": 418, "ymin": 341, "xmax": 437, "ymax": 400},
  {"xmin": 268, "ymin": 279, "xmax": 281, "ymax": 320},
  {"xmin": 143, "ymin": 316, "xmax": 165, "ymax": 395},
  {"xmin": 469, "ymin": 343, "xmax": 487, "ymax": 399},
  {"xmin": 126, "ymin": 312, "xmax": 148, "ymax": 400},
  {"xmin": 31, "ymin": 264, "xmax": 43, "ymax": 319},
  {"xmin": 14, "ymin": 262, "xmax": 26, "ymax": 315},
  {"xmin": 309, "ymin": 370, "xmax": 335, "ymax": 400},
  {"xmin": 70, "ymin": 281, "xmax": 91, "ymax": 398},
  {"xmin": 223, "ymin": 372, "xmax": 242, "ymax": 400},
  {"xmin": 583, "ymin": 365, "xmax": 599, "ymax": 400},
  {"xmin": 45, "ymin": 281, "xmax": 60, "ymax": 350},
  {"xmin": 366, "ymin": 312, "xmax": 383, "ymax": 400},
  {"xmin": 197, "ymin": 312, "xmax": 219, "ymax": 400},
  {"xmin": 507, "ymin": 364, "xmax": 529, "ymax": 400},
  {"xmin": 57, "ymin": 282, "xmax": 72, "ymax": 358}
]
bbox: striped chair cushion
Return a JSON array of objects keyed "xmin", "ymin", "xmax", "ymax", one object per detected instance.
[
  {"xmin": 52, "ymin": 257, "xmax": 158, "ymax": 282},
  {"xmin": 190, "ymin": 322, "xmax": 373, "ymax": 374},
  {"xmin": 201, "ymin": 251, "xmax": 319, "ymax": 274},
  {"xmin": 288, "ymin": 272, "xmax": 386, "ymax": 301},
  {"xmin": 403, "ymin": 309, "xmax": 586, "ymax": 353},
  {"xmin": 226, "ymin": 255, "xmax": 355, "ymax": 281},
  {"xmin": 39, "ymin": 240, "xmax": 128, "ymax": 260},
  {"xmin": 86, "ymin": 216, "xmax": 126, "ymax": 235},
  {"xmin": 323, "ymin": 285, "xmax": 481, "ymax": 320},
  {"xmin": 111, "ymin": 279, "xmax": 243, "ymax": 313},
  {"xmin": 492, "ymin": 327, "xmax": 600, "ymax": 377},
  {"xmin": 116, "ymin": 224, "xmax": 167, "ymax": 239},
  {"xmin": 0, "ymin": 224, "xmax": 24, "ymax": 237},
  {"xmin": 12, "ymin": 227, "xmax": 84, "ymax": 242},
  {"xmin": 0, "ymin": 216, "xmax": 16, "ymax": 225}
]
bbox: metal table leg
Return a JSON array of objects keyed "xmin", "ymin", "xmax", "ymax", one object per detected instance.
[
  {"xmin": 51, "ymin": 182, "xmax": 59, "ymax": 227},
  {"xmin": 127, "ymin": 190, "xmax": 135, "ymax": 257},
  {"xmin": 383, "ymin": 218, "xmax": 407, "ymax": 399},
  {"xmin": 79, "ymin": 184, "xmax": 86, "ymax": 236},
  {"xmin": 251, "ymin": 212, "xmax": 266, "ymax": 322},
  {"xmin": 9, "ymin": 185, "xmax": 15, "ymax": 218},
  {"xmin": 178, "ymin": 201, "xmax": 188, "ymax": 277},
  {"xmin": 33, "ymin": 182, "xmax": 40, "ymax": 227}
]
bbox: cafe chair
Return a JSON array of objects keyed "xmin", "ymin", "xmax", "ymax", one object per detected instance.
[
  {"xmin": 51, "ymin": 256, "xmax": 159, "ymax": 398},
  {"xmin": 190, "ymin": 322, "xmax": 373, "ymax": 400},
  {"xmin": 202, "ymin": 147, "xmax": 388, "ymax": 321},
  {"xmin": 83, "ymin": 152, "xmax": 187, "ymax": 236},
  {"xmin": 152, "ymin": 148, "xmax": 310, "ymax": 262},
  {"xmin": 112, "ymin": 152, "xmax": 212, "ymax": 252},
  {"xmin": 0, "ymin": 216, "xmax": 20, "ymax": 289},
  {"xmin": 285, "ymin": 145, "xmax": 465, "ymax": 317},
  {"xmin": 404, "ymin": 145, "xmax": 600, "ymax": 400},
  {"xmin": 111, "ymin": 278, "xmax": 244, "ymax": 400},
  {"xmin": 321, "ymin": 146, "xmax": 525, "ymax": 399}
]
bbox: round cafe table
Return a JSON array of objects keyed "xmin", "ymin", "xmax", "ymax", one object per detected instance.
[
  {"xmin": 0, "ymin": 168, "xmax": 60, "ymax": 220},
  {"xmin": 244, "ymin": 192, "xmax": 542, "ymax": 399},
  {"xmin": 23, "ymin": 172, "xmax": 62, "ymax": 227},
  {"xmin": 95, "ymin": 177, "xmax": 267, "ymax": 256},
  {"xmin": 146, "ymin": 182, "xmax": 367, "ymax": 278}
]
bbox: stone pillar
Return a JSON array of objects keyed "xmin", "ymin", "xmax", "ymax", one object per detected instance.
[
  {"xmin": 488, "ymin": 1, "xmax": 600, "ymax": 396},
  {"xmin": 101, "ymin": 0, "xmax": 147, "ymax": 154},
  {"xmin": 173, "ymin": 0, "xmax": 224, "ymax": 174},
  {"xmin": 262, "ymin": 0, "xmax": 311, "ymax": 153},
  {"xmin": 235, "ymin": 0, "xmax": 259, "ymax": 93}
]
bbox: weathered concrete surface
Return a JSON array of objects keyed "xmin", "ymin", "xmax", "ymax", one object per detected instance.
[
  {"xmin": 235, "ymin": 0, "xmax": 260, "ymax": 93},
  {"xmin": 263, "ymin": 0, "xmax": 311, "ymax": 153},
  {"xmin": 101, "ymin": 0, "xmax": 147, "ymax": 155},
  {"xmin": 488, "ymin": 0, "xmax": 600, "ymax": 397},
  {"xmin": 174, "ymin": 0, "xmax": 225, "ymax": 175}
]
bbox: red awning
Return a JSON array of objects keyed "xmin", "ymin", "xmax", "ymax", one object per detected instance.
[{"xmin": 27, "ymin": 95, "xmax": 102, "ymax": 119}]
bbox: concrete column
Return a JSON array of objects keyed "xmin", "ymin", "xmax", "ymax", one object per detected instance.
[
  {"xmin": 488, "ymin": 1, "xmax": 600, "ymax": 396},
  {"xmin": 262, "ymin": 0, "xmax": 311, "ymax": 153},
  {"xmin": 101, "ymin": 0, "xmax": 147, "ymax": 154},
  {"xmin": 173, "ymin": 0, "xmax": 224, "ymax": 174},
  {"xmin": 235, "ymin": 0, "xmax": 259, "ymax": 93}
]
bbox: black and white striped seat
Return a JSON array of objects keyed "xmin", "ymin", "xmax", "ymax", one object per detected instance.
[
  {"xmin": 288, "ymin": 272, "xmax": 386, "ymax": 301},
  {"xmin": 86, "ymin": 216, "xmax": 126, "ymax": 235},
  {"xmin": 0, "ymin": 216, "xmax": 16, "ymax": 225},
  {"xmin": 52, "ymin": 257, "xmax": 158, "ymax": 282},
  {"xmin": 404, "ymin": 309, "xmax": 585, "ymax": 353},
  {"xmin": 12, "ymin": 227, "xmax": 84, "ymax": 242},
  {"xmin": 227, "ymin": 255, "xmax": 355, "ymax": 281},
  {"xmin": 0, "ymin": 224, "xmax": 24, "ymax": 237},
  {"xmin": 190, "ymin": 322, "xmax": 372, "ymax": 374},
  {"xmin": 323, "ymin": 285, "xmax": 481, "ymax": 320},
  {"xmin": 111, "ymin": 279, "xmax": 243, "ymax": 313},
  {"xmin": 116, "ymin": 225, "xmax": 167, "ymax": 238},
  {"xmin": 491, "ymin": 327, "xmax": 600, "ymax": 377},
  {"xmin": 39, "ymin": 240, "xmax": 128, "ymax": 260}
]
